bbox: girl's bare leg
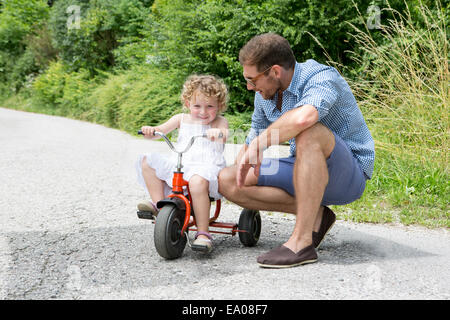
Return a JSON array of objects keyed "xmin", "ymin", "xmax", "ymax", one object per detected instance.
[
  {"xmin": 141, "ymin": 156, "xmax": 165, "ymax": 203},
  {"xmin": 188, "ymin": 175, "xmax": 211, "ymax": 240}
]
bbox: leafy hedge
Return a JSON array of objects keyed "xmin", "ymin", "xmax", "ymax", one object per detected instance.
[
  {"xmin": 0, "ymin": 0, "xmax": 50, "ymax": 94},
  {"xmin": 1, "ymin": 0, "xmax": 444, "ymax": 119},
  {"xmin": 48, "ymin": 0, "xmax": 152, "ymax": 74},
  {"xmin": 129, "ymin": 0, "xmax": 372, "ymax": 113},
  {"xmin": 88, "ymin": 66, "xmax": 183, "ymax": 132},
  {"xmin": 127, "ymin": 0, "xmax": 432, "ymax": 113}
]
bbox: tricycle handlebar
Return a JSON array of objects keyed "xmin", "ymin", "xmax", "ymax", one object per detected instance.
[
  {"xmin": 138, "ymin": 130, "xmax": 210, "ymax": 154},
  {"xmin": 138, "ymin": 129, "xmax": 223, "ymax": 172}
]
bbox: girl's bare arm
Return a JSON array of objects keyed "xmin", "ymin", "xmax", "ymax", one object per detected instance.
[{"xmin": 141, "ymin": 114, "xmax": 182, "ymax": 139}]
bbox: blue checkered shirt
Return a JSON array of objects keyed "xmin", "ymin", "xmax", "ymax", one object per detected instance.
[{"xmin": 245, "ymin": 59, "xmax": 375, "ymax": 179}]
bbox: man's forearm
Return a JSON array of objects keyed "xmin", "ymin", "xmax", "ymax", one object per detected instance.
[{"xmin": 251, "ymin": 104, "xmax": 319, "ymax": 151}]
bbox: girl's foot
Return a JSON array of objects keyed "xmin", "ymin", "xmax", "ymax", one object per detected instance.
[
  {"xmin": 137, "ymin": 201, "xmax": 195, "ymax": 223},
  {"xmin": 137, "ymin": 200, "xmax": 159, "ymax": 216},
  {"xmin": 192, "ymin": 231, "xmax": 213, "ymax": 253}
]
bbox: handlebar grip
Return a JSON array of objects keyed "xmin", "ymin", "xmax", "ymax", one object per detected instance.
[{"xmin": 138, "ymin": 130, "xmax": 163, "ymax": 137}]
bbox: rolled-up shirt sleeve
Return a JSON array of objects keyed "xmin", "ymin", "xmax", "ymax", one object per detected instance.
[{"xmin": 296, "ymin": 69, "xmax": 340, "ymax": 121}]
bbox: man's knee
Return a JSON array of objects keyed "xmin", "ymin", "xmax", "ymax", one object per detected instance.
[
  {"xmin": 218, "ymin": 166, "xmax": 237, "ymax": 197},
  {"xmin": 295, "ymin": 123, "xmax": 335, "ymax": 158}
]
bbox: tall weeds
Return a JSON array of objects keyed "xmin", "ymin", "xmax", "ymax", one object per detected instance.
[{"xmin": 347, "ymin": 1, "xmax": 448, "ymax": 171}]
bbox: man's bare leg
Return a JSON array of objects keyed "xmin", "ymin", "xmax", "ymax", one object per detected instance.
[
  {"xmin": 283, "ymin": 123, "xmax": 335, "ymax": 253},
  {"xmin": 218, "ymin": 166, "xmax": 296, "ymax": 213},
  {"xmin": 218, "ymin": 161, "xmax": 327, "ymax": 232}
]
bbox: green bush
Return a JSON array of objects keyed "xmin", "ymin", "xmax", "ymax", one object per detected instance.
[
  {"xmin": 88, "ymin": 65, "xmax": 185, "ymax": 133},
  {"xmin": 0, "ymin": 0, "xmax": 49, "ymax": 54},
  {"xmin": 87, "ymin": 71, "xmax": 132, "ymax": 127},
  {"xmin": 32, "ymin": 60, "xmax": 67, "ymax": 111},
  {"xmin": 59, "ymin": 68, "xmax": 97, "ymax": 118},
  {"xmin": 0, "ymin": 51, "xmax": 15, "ymax": 96},
  {"xmin": 48, "ymin": 0, "xmax": 152, "ymax": 74},
  {"xmin": 133, "ymin": 0, "xmax": 429, "ymax": 114},
  {"xmin": 25, "ymin": 24, "xmax": 59, "ymax": 71},
  {"xmin": 9, "ymin": 48, "xmax": 41, "ymax": 93},
  {"xmin": 31, "ymin": 60, "xmax": 97, "ymax": 118},
  {"xmin": 0, "ymin": 0, "xmax": 50, "ymax": 95}
]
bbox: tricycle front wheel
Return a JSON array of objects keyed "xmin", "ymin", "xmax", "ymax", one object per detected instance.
[
  {"xmin": 154, "ymin": 204, "xmax": 187, "ymax": 259},
  {"xmin": 238, "ymin": 209, "xmax": 261, "ymax": 247}
]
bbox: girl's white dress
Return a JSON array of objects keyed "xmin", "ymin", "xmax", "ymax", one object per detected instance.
[{"xmin": 136, "ymin": 114, "xmax": 226, "ymax": 200}]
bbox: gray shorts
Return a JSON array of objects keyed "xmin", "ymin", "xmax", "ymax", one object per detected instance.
[{"xmin": 257, "ymin": 132, "xmax": 367, "ymax": 206}]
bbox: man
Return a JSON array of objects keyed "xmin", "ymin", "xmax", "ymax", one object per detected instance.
[{"xmin": 218, "ymin": 33, "xmax": 375, "ymax": 268}]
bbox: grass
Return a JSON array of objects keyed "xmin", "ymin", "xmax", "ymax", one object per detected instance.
[{"xmin": 332, "ymin": 149, "xmax": 449, "ymax": 228}]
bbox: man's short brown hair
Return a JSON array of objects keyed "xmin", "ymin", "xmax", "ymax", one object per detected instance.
[{"xmin": 239, "ymin": 33, "xmax": 296, "ymax": 72}]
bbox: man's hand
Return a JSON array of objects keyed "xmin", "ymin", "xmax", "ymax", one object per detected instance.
[{"xmin": 236, "ymin": 142, "xmax": 262, "ymax": 187}]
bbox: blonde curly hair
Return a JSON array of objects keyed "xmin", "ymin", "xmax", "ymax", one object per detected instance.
[{"xmin": 181, "ymin": 74, "xmax": 228, "ymax": 112}]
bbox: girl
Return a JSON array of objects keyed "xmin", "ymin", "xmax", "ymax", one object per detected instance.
[{"xmin": 136, "ymin": 74, "xmax": 229, "ymax": 253}]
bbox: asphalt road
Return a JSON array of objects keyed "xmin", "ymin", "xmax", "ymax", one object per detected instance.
[{"xmin": 0, "ymin": 107, "xmax": 449, "ymax": 300}]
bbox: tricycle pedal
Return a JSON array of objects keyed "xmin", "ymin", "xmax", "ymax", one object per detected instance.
[{"xmin": 137, "ymin": 210, "xmax": 155, "ymax": 220}]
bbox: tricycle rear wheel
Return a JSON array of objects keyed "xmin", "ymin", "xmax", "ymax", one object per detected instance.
[{"xmin": 154, "ymin": 204, "xmax": 187, "ymax": 259}]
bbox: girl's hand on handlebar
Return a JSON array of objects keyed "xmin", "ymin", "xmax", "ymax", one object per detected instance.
[
  {"xmin": 141, "ymin": 126, "xmax": 157, "ymax": 139},
  {"xmin": 206, "ymin": 128, "xmax": 227, "ymax": 142}
]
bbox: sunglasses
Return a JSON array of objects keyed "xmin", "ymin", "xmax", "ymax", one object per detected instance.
[{"xmin": 244, "ymin": 65, "xmax": 273, "ymax": 87}]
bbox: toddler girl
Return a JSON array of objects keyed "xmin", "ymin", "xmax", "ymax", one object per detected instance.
[{"xmin": 136, "ymin": 74, "xmax": 229, "ymax": 253}]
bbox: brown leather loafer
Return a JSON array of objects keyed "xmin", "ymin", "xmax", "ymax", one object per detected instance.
[
  {"xmin": 257, "ymin": 244, "xmax": 318, "ymax": 268},
  {"xmin": 313, "ymin": 206, "xmax": 336, "ymax": 248}
]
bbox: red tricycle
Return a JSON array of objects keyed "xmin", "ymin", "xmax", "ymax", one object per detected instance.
[{"xmin": 137, "ymin": 130, "xmax": 262, "ymax": 259}]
